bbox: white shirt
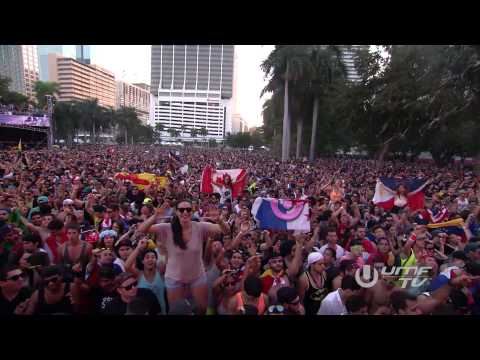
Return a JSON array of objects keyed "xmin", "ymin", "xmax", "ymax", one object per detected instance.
[
  {"xmin": 318, "ymin": 244, "xmax": 346, "ymax": 260},
  {"xmin": 457, "ymin": 198, "xmax": 469, "ymax": 212},
  {"xmin": 317, "ymin": 289, "xmax": 347, "ymax": 315}
]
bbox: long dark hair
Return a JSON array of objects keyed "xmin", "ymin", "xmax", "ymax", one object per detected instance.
[
  {"xmin": 171, "ymin": 201, "xmax": 192, "ymax": 250},
  {"xmin": 171, "ymin": 215, "xmax": 187, "ymax": 249}
]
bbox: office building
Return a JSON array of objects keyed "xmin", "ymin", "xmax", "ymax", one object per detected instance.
[
  {"xmin": 76, "ymin": 45, "xmax": 91, "ymax": 65},
  {"xmin": 37, "ymin": 45, "xmax": 76, "ymax": 81},
  {"xmin": 49, "ymin": 54, "xmax": 116, "ymax": 108},
  {"xmin": 150, "ymin": 45, "xmax": 235, "ymax": 141},
  {"xmin": 339, "ymin": 45, "xmax": 369, "ymax": 82},
  {"xmin": 116, "ymin": 81, "xmax": 150, "ymax": 123},
  {"xmin": 0, "ymin": 45, "xmax": 39, "ymax": 99},
  {"xmin": 21, "ymin": 45, "xmax": 40, "ymax": 99},
  {"xmin": 0, "ymin": 45, "xmax": 25, "ymax": 94},
  {"xmin": 231, "ymin": 114, "xmax": 248, "ymax": 134}
]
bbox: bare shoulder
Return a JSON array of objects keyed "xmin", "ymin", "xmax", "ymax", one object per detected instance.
[{"xmin": 152, "ymin": 223, "xmax": 171, "ymax": 233}]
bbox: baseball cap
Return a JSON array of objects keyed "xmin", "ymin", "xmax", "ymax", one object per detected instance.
[
  {"xmin": 277, "ymin": 287, "xmax": 298, "ymax": 304},
  {"xmin": 113, "ymin": 272, "xmax": 136, "ymax": 288},
  {"xmin": 464, "ymin": 242, "xmax": 480, "ymax": 254},
  {"xmin": 37, "ymin": 196, "xmax": 49, "ymax": 204},
  {"xmin": 63, "ymin": 199, "xmax": 74, "ymax": 206},
  {"xmin": 452, "ymin": 250, "xmax": 467, "ymax": 262},
  {"xmin": 99, "ymin": 266, "xmax": 116, "ymax": 279}
]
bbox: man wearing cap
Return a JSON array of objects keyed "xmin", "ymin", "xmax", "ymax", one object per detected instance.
[
  {"xmin": 103, "ymin": 272, "xmax": 161, "ymax": 315},
  {"xmin": 27, "ymin": 195, "xmax": 50, "ymax": 220},
  {"xmin": 277, "ymin": 287, "xmax": 305, "ymax": 315},
  {"xmin": 464, "ymin": 241, "xmax": 480, "ymax": 263},
  {"xmin": 72, "ymin": 265, "xmax": 118, "ymax": 314}
]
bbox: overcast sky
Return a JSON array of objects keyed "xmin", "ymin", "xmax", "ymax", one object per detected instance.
[{"xmin": 92, "ymin": 45, "xmax": 274, "ymax": 128}]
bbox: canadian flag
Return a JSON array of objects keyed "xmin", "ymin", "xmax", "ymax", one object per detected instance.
[{"xmin": 200, "ymin": 165, "xmax": 248, "ymax": 199}]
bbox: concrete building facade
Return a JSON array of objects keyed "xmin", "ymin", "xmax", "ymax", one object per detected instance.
[
  {"xmin": 150, "ymin": 45, "xmax": 235, "ymax": 141},
  {"xmin": 0, "ymin": 45, "xmax": 39, "ymax": 99},
  {"xmin": 49, "ymin": 54, "xmax": 116, "ymax": 108},
  {"xmin": 0, "ymin": 45, "xmax": 25, "ymax": 94},
  {"xmin": 116, "ymin": 81, "xmax": 150, "ymax": 123}
]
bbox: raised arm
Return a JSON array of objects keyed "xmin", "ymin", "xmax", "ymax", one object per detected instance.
[
  {"xmin": 125, "ymin": 238, "xmax": 147, "ymax": 277},
  {"xmin": 287, "ymin": 234, "xmax": 305, "ymax": 279}
]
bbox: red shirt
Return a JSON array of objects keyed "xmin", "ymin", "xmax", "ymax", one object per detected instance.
[
  {"xmin": 45, "ymin": 231, "xmax": 68, "ymax": 264},
  {"xmin": 344, "ymin": 236, "xmax": 376, "ymax": 254}
]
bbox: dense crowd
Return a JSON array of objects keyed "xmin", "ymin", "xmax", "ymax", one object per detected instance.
[{"xmin": 1, "ymin": 145, "xmax": 479, "ymax": 315}]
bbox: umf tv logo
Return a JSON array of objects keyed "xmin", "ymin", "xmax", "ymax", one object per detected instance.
[{"xmin": 355, "ymin": 265, "xmax": 431, "ymax": 289}]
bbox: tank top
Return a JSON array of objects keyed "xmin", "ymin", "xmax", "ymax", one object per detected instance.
[
  {"xmin": 236, "ymin": 292, "xmax": 266, "ymax": 315},
  {"xmin": 303, "ymin": 271, "xmax": 328, "ymax": 315},
  {"xmin": 37, "ymin": 283, "xmax": 73, "ymax": 315},
  {"xmin": 62, "ymin": 242, "xmax": 89, "ymax": 267},
  {"xmin": 138, "ymin": 271, "xmax": 167, "ymax": 315}
]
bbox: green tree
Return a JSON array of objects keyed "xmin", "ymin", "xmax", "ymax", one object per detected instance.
[
  {"xmin": 308, "ymin": 45, "xmax": 347, "ymax": 160},
  {"xmin": 261, "ymin": 45, "xmax": 312, "ymax": 161},
  {"xmin": 198, "ymin": 127, "xmax": 208, "ymax": 144},
  {"xmin": 33, "ymin": 81, "xmax": 60, "ymax": 109}
]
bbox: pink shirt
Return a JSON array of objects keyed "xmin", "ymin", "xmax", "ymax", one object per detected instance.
[{"xmin": 152, "ymin": 222, "xmax": 217, "ymax": 282}]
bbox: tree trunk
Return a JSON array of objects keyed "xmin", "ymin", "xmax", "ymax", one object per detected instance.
[
  {"xmin": 125, "ymin": 129, "xmax": 128, "ymax": 145},
  {"xmin": 92, "ymin": 122, "xmax": 96, "ymax": 144},
  {"xmin": 309, "ymin": 96, "xmax": 320, "ymax": 161},
  {"xmin": 376, "ymin": 142, "xmax": 390, "ymax": 171},
  {"xmin": 282, "ymin": 63, "xmax": 290, "ymax": 162},
  {"xmin": 296, "ymin": 118, "xmax": 303, "ymax": 159}
]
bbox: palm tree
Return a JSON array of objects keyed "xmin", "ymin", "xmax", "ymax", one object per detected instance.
[
  {"xmin": 180, "ymin": 124, "xmax": 188, "ymax": 138},
  {"xmin": 261, "ymin": 45, "xmax": 311, "ymax": 162},
  {"xmin": 198, "ymin": 126, "xmax": 208, "ymax": 145},
  {"xmin": 190, "ymin": 127, "xmax": 199, "ymax": 144},
  {"xmin": 168, "ymin": 127, "xmax": 181, "ymax": 141},
  {"xmin": 308, "ymin": 45, "xmax": 346, "ymax": 161},
  {"xmin": 33, "ymin": 81, "xmax": 60, "ymax": 109}
]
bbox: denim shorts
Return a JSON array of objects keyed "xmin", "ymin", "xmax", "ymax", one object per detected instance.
[{"xmin": 164, "ymin": 273, "xmax": 208, "ymax": 289}]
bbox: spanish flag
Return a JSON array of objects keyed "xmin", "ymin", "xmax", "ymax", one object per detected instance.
[{"xmin": 114, "ymin": 172, "xmax": 169, "ymax": 190}]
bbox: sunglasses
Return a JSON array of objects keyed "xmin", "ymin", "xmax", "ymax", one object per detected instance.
[
  {"xmin": 268, "ymin": 305, "xmax": 284, "ymax": 314},
  {"xmin": 122, "ymin": 281, "xmax": 138, "ymax": 291},
  {"xmin": 44, "ymin": 276, "xmax": 61, "ymax": 285},
  {"xmin": 7, "ymin": 273, "xmax": 27, "ymax": 281},
  {"xmin": 177, "ymin": 208, "xmax": 192, "ymax": 214}
]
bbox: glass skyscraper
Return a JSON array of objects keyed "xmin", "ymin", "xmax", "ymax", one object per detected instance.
[{"xmin": 75, "ymin": 45, "xmax": 91, "ymax": 65}]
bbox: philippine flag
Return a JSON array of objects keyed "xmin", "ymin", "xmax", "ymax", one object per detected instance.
[
  {"xmin": 373, "ymin": 177, "xmax": 428, "ymax": 211},
  {"xmin": 200, "ymin": 165, "xmax": 248, "ymax": 199},
  {"xmin": 251, "ymin": 197, "xmax": 310, "ymax": 231}
]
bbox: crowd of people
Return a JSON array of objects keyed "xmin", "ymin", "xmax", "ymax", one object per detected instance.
[{"xmin": 1, "ymin": 144, "xmax": 479, "ymax": 315}]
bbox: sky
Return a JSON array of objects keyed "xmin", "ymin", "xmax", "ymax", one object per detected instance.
[{"xmin": 91, "ymin": 45, "xmax": 274, "ymax": 128}]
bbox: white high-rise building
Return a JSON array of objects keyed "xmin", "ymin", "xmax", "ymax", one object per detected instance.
[
  {"xmin": 339, "ymin": 45, "xmax": 369, "ymax": 82},
  {"xmin": 150, "ymin": 45, "xmax": 235, "ymax": 141}
]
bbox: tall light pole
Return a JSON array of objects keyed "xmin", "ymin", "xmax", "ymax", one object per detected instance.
[{"xmin": 46, "ymin": 95, "xmax": 54, "ymax": 148}]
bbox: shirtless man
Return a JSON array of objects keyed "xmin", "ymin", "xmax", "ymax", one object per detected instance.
[
  {"xmin": 57, "ymin": 223, "xmax": 92, "ymax": 275},
  {"xmin": 364, "ymin": 262, "xmax": 400, "ymax": 314},
  {"xmin": 19, "ymin": 212, "xmax": 53, "ymax": 243}
]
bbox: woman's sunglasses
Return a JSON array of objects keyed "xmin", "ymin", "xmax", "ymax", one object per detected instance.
[
  {"xmin": 7, "ymin": 273, "xmax": 27, "ymax": 281},
  {"xmin": 177, "ymin": 208, "xmax": 192, "ymax": 214},
  {"xmin": 43, "ymin": 276, "xmax": 61, "ymax": 285},
  {"xmin": 122, "ymin": 281, "xmax": 138, "ymax": 291},
  {"xmin": 268, "ymin": 305, "xmax": 284, "ymax": 314}
]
